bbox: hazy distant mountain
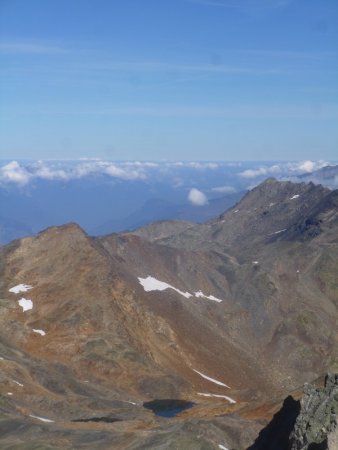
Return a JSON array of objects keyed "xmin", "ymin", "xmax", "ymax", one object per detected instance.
[
  {"xmin": 1, "ymin": 178, "xmax": 338, "ymax": 448},
  {"xmin": 1, "ymin": 160, "xmax": 336, "ymax": 244},
  {"xmin": 298, "ymin": 164, "xmax": 338, "ymax": 188},
  {"xmin": 93, "ymin": 190, "xmax": 245, "ymax": 235}
]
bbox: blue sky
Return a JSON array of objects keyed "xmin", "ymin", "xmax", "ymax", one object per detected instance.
[{"xmin": 0, "ymin": 0, "xmax": 337, "ymax": 160}]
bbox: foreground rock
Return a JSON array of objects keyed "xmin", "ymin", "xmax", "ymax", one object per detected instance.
[
  {"xmin": 290, "ymin": 374, "xmax": 338, "ymax": 450},
  {"xmin": 249, "ymin": 374, "xmax": 338, "ymax": 450}
]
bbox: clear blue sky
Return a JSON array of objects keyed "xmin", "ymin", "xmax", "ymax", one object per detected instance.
[{"xmin": 0, "ymin": 0, "xmax": 337, "ymax": 160}]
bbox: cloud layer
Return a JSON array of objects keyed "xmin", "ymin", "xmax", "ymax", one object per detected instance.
[
  {"xmin": 0, "ymin": 160, "xmax": 148, "ymax": 185},
  {"xmin": 238, "ymin": 160, "xmax": 328, "ymax": 179},
  {"xmin": 0, "ymin": 160, "xmax": 333, "ymax": 192},
  {"xmin": 0, "ymin": 160, "xmax": 225, "ymax": 186}
]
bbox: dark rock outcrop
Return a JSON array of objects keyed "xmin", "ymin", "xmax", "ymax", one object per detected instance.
[
  {"xmin": 248, "ymin": 374, "xmax": 338, "ymax": 450},
  {"xmin": 290, "ymin": 374, "xmax": 338, "ymax": 450},
  {"xmin": 248, "ymin": 396, "xmax": 301, "ymax": 450}
]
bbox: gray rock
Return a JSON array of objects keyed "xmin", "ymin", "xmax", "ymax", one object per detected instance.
[{"xmin": 290, "ymin": 374, "xmax": 338, "ymax": 450}]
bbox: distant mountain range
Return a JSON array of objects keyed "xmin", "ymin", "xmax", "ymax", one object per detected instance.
[
  {"xmin": 1, "ymin": 160, "xmax": 337, "ymax": 245},
  {"xmin": 93, "ymin": 190, "xmax": 245, "ymax": 235},
  {"xmin": 298, "ymin": 164, "xmax": 338, "ymax": 187},
  {"xmin": 1, "ymin": 177, "xmax": 338, "ymax": 448}
]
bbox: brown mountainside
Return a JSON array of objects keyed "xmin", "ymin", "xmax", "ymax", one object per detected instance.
[{"xmin": 1, "ymin": 178, "xmax": 338, "ymax": 449}]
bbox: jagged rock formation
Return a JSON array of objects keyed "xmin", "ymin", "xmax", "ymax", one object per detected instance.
[
  {"xmin": 1, "ymin": 178, "xmax": 338, "ymax": 449},
  {"xmin": 290, "ymin": 374, "xmax": 338, "ymax": 450}
]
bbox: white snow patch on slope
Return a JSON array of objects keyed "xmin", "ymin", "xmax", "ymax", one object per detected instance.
[
  {"xmin": 138, "ymin": 276, "xmax": 192, "ymax": 298},
  {"xmin": 122, "ymin": 400, "xmax": 138, "ymax": 405},
  {"xmin": 13, "ymin": 380, "xmax": 24, "ymax": 387},
  {"xmin": 138, "ymin": 276, "xmax": 223, "ymax": 302},
  {"xmin": 29, "ymin": 414, "xmax": 54, "ymax": 423},
  {"xmin": 7, "ymin": 392, "xmax": 13, "ymax": 396},
  {"xmin": 274, "ymin": 229, "xmax": 287, "ymax": 234},
  {"xmin": 290, "ymin": 194, "xmax": 300, "ymax": 200},
  {"xmin": 194, "ymin": 291, "xmax": 222, "ymax": 303},
  {"xmin": 197, "ymin": 393, "xmax": 236, "ymax": 403},
  {"xmin": 193, "ymin": 370, "xmax": 230, "ymax": 388},
  {"xmin": 0, "ymin": 357, "xmax": 4, "ymax": 360},
  {"xmin": 32, "ymin": 329, "xmax": 46, "ymax": 336},
  {"xmin": 9, "ymin": 284, "xmax": 33, "ymax": 294},
  {"xmin": 18, "ymin": 298, "xmax": 33, "ymax": 312},
  {"xmin": 219, "ymin": 445, "xmax": 229, "ymax": 450}
]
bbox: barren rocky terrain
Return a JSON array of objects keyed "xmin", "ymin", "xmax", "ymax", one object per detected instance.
[{"xmin": 1, "ymin": 178, "xmax": 338, "ymax": 449}]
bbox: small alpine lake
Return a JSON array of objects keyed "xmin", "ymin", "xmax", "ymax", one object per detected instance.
[{"xmin": 143, "ymin": 399, "xmax": 195, "ymax": 418}]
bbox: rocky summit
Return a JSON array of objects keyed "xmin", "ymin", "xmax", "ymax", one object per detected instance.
[{"xmin": 1, "ymin": 178, "xmax": 338, "ymax": 449}]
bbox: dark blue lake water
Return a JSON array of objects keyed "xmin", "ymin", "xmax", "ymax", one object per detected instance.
[{"xmin": 143, "ymin": 399, "xmax": 195, "ymax": 418}]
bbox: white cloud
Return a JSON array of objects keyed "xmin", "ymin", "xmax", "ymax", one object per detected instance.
[
  {"xmin": 103, "ymin": 163, "xmax": 146, "ymax": 180},
  {"xmin": 238, "ymin": 165, "xmax": 281, "ymax": 178},
  {"xmin": 33, "ymin": 161, "xmax": 69, "ymax": 180},
  {"xmin": 0, "ymin": 42, "xmax": 68, "ymax": 54},
  {"xmin": 188, "ymin": 188, "xmax": 208, "ymax": 206},
  {"xmin": 69, "ymin": 161, "xmax": 147, "ymax": 181},
  {"xmin": 0, "ymin": 161, "xmax": 31, "ymax": 185},
  {"xmin": 290, "ymin": 160, "xmax": 328, "ymax": 173},
  {"xmin": 238, "ymin": 160, "xmax": 329, "ymax": 179},
  {"xmin": 187, "ymin": 162, "xmax": 219, "ymax": 169},
  {"xmin": 211, "ymin": 185, "xmax": 236, "ymax": 193},
  {"xmin": 0, "ymin": 160, "xmax": 147, "ymax": 185}
]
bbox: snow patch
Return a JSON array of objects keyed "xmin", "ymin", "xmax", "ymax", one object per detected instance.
[
  {"xmin": 193, "ymin": 370, "xmax": 230, "ymax": 388},
  {"xmin": 274, "ymin": 229, "xmax": 287, "ymax": 234},
  {"xmin": 197, "ymin": 392, "xmax": 236, "ymax": 403},
  {"xmin": 0, "ymin": 357, "xmax": 4, "ymax": 360},
  {"xmin": 252, "ymin": 261, "xmax": 259, "ymax": 265},
  {"xmin": 138, "ymin": 276, "xmax": 192, "ymax": 298},
  {"xmin": 32, "ymin": 329, "xmax": 46, "ymax": 336},
  {"xmin": 219, "ymin": 445, "xmax": 229, "ymax": 450},
  {"xmin": 138, "ymin": 276, "xmax": 223, "ymax": 303},
  {"xmin": 18, "ymin": 298, "xmax": 33, "ymax": 312},
  {"xmin": 123, "ymin": 400, "xmax": 138, "ymax": 406},
  {"xmin": 13, "ymin": 380, "xmax": 24, "ymax": 387},
  {"xmin": 194, "ymin": 291, "xmax": 222, "ymax": 303},
  {"xmin": 29, "ymin": 414, "xmax": 54, "ymax": 423},
  {"xmin": 7, "ymin": 392, "xmax": 13, "ymax": 396},
  {"xmin": 9, "ymin": 284, "xmax": 33, "ymax": 294},
  {"xmin": 290, "ymin": 194, "xmax": 300, "ymax": 200}
]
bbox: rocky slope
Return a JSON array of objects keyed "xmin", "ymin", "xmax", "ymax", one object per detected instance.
[{"xmin": 0, "ymin": 178, "xmax": 338, "ymax": 449}]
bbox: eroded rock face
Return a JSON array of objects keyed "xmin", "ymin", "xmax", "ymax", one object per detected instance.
[{"xmin": 290, "ymin": 374, "xmax": 338, "ymax": 450}]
